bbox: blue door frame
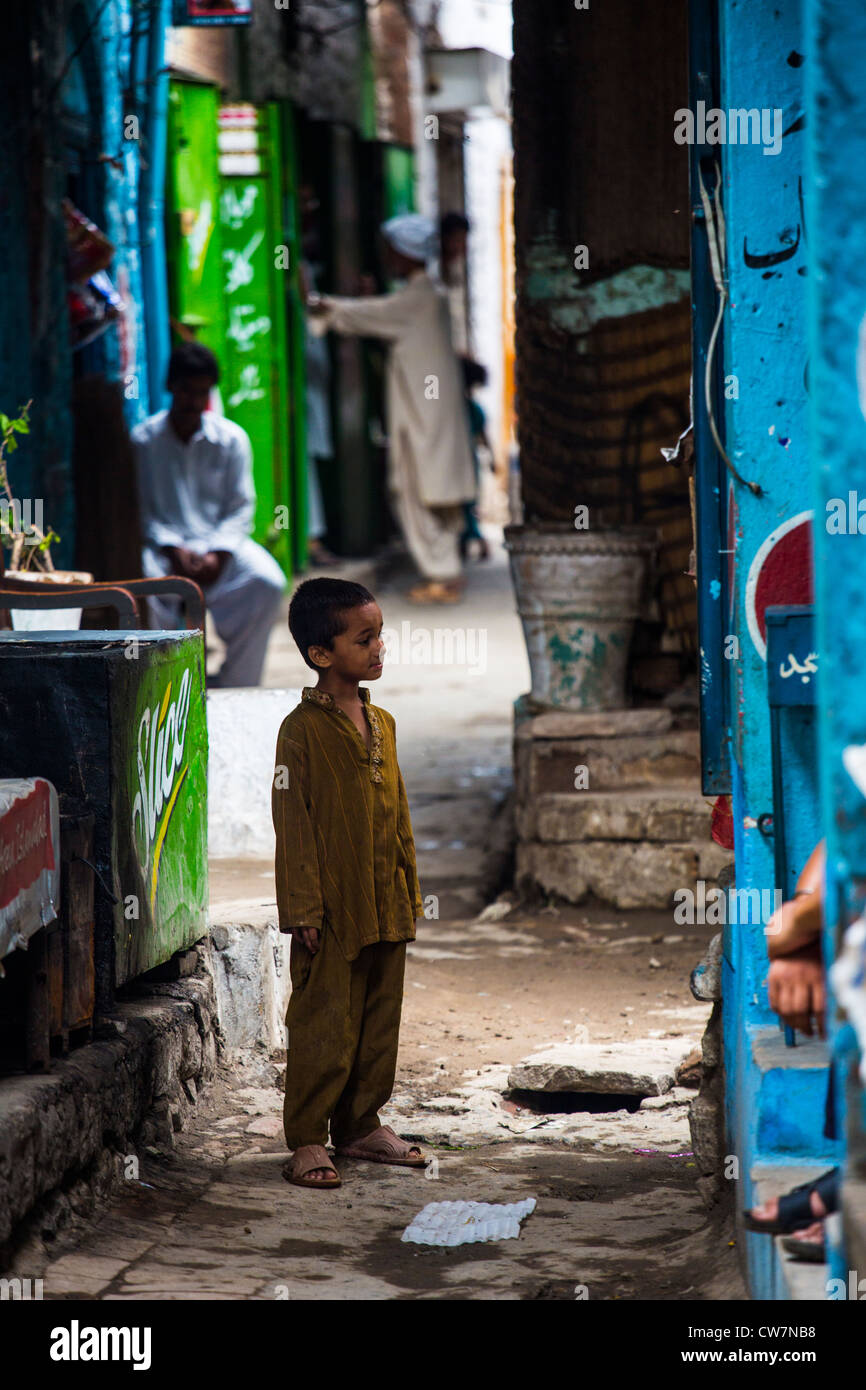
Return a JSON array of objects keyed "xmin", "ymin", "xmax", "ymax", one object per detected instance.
[
  {"xmin": 690, "ymin": 0, "xmax": 848, "ymax": 1298},
  {"xmin": 804, "ymin": 0, "xmax": 866, "ymax": 1292}
]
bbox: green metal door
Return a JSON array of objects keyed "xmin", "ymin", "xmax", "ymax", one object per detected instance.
[
  {"xmin": 278, "ymin": 101, "xmax": 308, "ymax": 574},
  {"xmin": 383, "ymin": 145, "xmax": 416, "ymax": 218},
  {"xmin": 218, "ymin": 103, "xmax": 292, "ymax": 575},
  {"xmin": 165, "ymin": 81, "xmax": 226, "ymax": 361}
]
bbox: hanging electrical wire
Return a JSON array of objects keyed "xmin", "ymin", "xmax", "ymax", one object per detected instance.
[{"xmin": 698, "ymin": 160, "xmax": 763, "ymax": 498}]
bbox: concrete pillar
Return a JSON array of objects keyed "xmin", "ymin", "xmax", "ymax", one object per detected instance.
[{"xmin": 511, "ymin": 0, "xmax": 690, "ymax": 529}]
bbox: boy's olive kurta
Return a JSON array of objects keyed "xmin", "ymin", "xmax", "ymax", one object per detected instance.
[
  {"xmin": 272, "ymin": 686, "xmax": 423, "ymax": 959},
  {"xmin": 273, "ymin": 686, "xmax": 423, "ymax": 1149}
]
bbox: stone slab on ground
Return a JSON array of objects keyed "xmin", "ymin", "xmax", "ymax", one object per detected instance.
[{"xmin": 507, "ymin": 1039, "xmax": 696, "ymax": 1097}]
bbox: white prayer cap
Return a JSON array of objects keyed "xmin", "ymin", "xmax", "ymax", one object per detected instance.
[{"xmin": 381, "ymin": 213, "xmax": 436, "ymax": 263}]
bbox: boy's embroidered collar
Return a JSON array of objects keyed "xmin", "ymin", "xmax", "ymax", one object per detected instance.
[
  {"xmin": 301, "ymin": 686, "xmax": 383, "ymax": 782},
  {"xmin": 302, "ymin": 686, "xmax": 370, "ymax": 709}
]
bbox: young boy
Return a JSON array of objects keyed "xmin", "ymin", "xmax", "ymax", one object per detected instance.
[{"xmin": 272, "ymin": 577, "xmax": 427, "ymax": 1188}]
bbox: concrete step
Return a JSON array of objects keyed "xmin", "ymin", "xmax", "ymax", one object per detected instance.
[
  {"xmin": 515, "ymin": 728, "xmax": 702, "ymax": 798},
  {"xmin": 522, "ymin": 788, "xmax": 713, "ymax": 844},
  {"xmin": 751, "ymin": 1028, "xmax": 833, "ymax": 1159},
  {"xmin": 516, "ymin": 837, "xmax": 732, "ymax": 909}
]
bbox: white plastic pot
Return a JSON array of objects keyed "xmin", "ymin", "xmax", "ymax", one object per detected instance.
[{"xmin": 7, "ymin": 569, "xmax": 94, "ymax": 632}]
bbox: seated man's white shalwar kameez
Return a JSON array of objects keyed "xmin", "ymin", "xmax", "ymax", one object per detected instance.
[
  {"xmin": 312, "ymin": 270, "xmax": 475, "ymax": 582},
  {"xmin": 132, "ymin": 409, "xmax": 285, "ymax": 687}
]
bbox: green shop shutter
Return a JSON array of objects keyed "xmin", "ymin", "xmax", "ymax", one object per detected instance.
[
  {"xmin": 165, "ymin": 81, "xmax": 226, "ymax": 362},
  {"xmin": 218, "ymin": 104, "xmax": 292, "ymax": 575}
]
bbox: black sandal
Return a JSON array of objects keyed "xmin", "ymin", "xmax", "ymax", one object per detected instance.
[
  {"xmin": 781, "ymin": 1230, "xmax": 826, "ymax": 1263},
  {"xmin": 743, "ymin": 1167, "xmax": 838, "ymax": 1236}
]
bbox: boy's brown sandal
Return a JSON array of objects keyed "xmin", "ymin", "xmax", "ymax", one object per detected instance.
[
  {"xmin": 335, "ymin": 1124, "xmax": 427, "ymax": 1168},
  {"xmin": 283, "ymin": 1144, "xmax": 342, "ymax": 1189}
]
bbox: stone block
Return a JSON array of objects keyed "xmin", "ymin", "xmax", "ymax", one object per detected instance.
[
  {"xmin": 532, "ymin": 789, "xmax": 711, "ymax": 843},
  {"xmin": 517, "ymin": 731, "xmax": 701, "ymax": 798},
  {"xmin": 515, "ymin": 706, "xmax": 675, "ymax": 740},
  {"xmin": 508, "ymin": 1039, "xmax": 695, "ymax": 1096},
  {"xmin": 207, "ymin": 917, "xmax": 290, "ymax": 1054},
  {"xmin": 518, "ymin": 839, "xmax": 701, "ymax": 908}
]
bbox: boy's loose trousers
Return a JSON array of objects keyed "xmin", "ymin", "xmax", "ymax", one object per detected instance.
[{"xmin": 283, "ymin": 927, "xmax": 407, "ymax": 1150}]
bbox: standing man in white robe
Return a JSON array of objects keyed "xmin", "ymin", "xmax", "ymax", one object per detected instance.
[
  {"xmin": 132, "ymin": 342, "xmax": 286, "ymax": 686},
  {"xmin": 308, "ymin": 215, "xmax": 476, "ymax": 603}
]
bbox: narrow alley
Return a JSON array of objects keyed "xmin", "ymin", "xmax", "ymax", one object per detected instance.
[
  {"xmin": 7, "ymin": 0, "xmax": 866, "ymax": 1345},
  {"xmin": 19, "ymin": 544, "xmax": 742, "ymax": 1301}
]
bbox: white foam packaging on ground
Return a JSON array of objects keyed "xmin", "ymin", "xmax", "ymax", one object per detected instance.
[{"xmin": 401, "ymin": 1198, "xmax": 537, "ymax": 1246}]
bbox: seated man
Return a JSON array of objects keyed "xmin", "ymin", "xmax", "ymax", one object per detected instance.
[
  {"xmin": 744, "ymin": 841, "xmax": 838, "ymax": 1262},
  {"xmin": 132, "ymin": 343, "xmax": 286, "ymax": 686}
]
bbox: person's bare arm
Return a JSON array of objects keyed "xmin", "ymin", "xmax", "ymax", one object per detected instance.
[{"xmin": 765, "ymin": 840, "xmax": 825, "ymax": 958}]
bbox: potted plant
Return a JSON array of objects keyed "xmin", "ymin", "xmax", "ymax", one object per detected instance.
[{"xmin": 0, "ymin": 402, "xmax": 93, "ymax": 629}]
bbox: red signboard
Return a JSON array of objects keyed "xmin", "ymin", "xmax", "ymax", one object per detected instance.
[
  {"xmin": 745, "ymin": 511, "xmax": 814, "ymax": 660},
  {"xmin": 172, "ymin": 0, "xmax": 252, "ymax": 26},
  {"xmin": 0, "ymin": 778, "xmax": 60, "ymax": 958}
]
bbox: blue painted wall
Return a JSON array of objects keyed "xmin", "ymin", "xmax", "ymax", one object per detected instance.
[
  {"xmin": 0, "ymin": 0, "xmax": 159, "ymax": 570},
  {"xmin": 804, "ymin": 0, "xmax": 866, "ymax": 1289},
  {"xmin": 702, "ymin": 0, "xmax": 831, "ymax": 1296}
]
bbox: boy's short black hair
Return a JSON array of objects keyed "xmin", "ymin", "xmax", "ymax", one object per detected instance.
[
  {"xmin": 289, "ymin": 577, "xmax": 377, "ymax": 670},
  {"xmin": 166, "ymin": 342, "xmax": 220, "ymax": 388},
  {"xmin": 440, "ymin": 211, "xmax": 470, "ymax": 238},
  {"xmin": 461, "ymin": 357, "xmax": 488, "ymax": 391}
]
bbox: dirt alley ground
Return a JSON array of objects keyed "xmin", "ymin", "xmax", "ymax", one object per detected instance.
[{"xmin": 32, "ymin": 531, "xmax": 745, "ymax": 1301}]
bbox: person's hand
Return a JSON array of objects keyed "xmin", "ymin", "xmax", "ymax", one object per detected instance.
[
  {"xmin": 767, "ymin": 943, "xmax": 826, "ymax": 1036},
  {"xmin": 306, "ymin": 292, "xmax": 328, "ymax": 316},
  {"xmin": 291, "ymin": 925, "xmax": 320, "ymax": 954},
  {"xmin": 162, "ymin": 546, "xmax": 199, "ymax": 579},
  {"xmin": 193, "ymin": 551, "xmax": 229, "ymax": 587},
  {"xmin": 765, "ymin": 890, "xmax": 822, "ymax": 959}
]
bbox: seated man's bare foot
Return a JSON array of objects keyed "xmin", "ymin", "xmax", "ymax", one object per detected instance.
[
  {"xmin": 746, "ymin": 1169, "xmax": 837, "ymax": 1233},
  {"xmin": 407, "ymin": 580, "xmax": 463, "ymax": 605},
  {"xmin": 788, "ymin": 1220, "xmax": 825, "ymax": 1242},
  {"xmin": 750, "ymin": 1188, "xmax": 829, "ymax": 1223}
]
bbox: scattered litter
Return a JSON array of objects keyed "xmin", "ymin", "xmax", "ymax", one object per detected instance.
[
  {"xmin": 649, "ymin": 957, "xmax": 662, "ymax": 969},
  {"xmin": 401, "ymin": 1198, "xmax": 536, "ymax": 1247},
  {"xmin": 475, "ymin": 898, "xmax": 515, "ymax": 924}
]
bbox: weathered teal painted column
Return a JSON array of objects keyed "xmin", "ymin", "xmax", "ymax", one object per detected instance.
[{"xmin": 804, "ymin": 0, "xmax": 866, "ymax": 1287}]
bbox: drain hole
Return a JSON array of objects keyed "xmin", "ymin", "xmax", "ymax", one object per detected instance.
[{"xmin": 506, "ymin": 1089, "xmax": 644, "ymax": 1115}]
